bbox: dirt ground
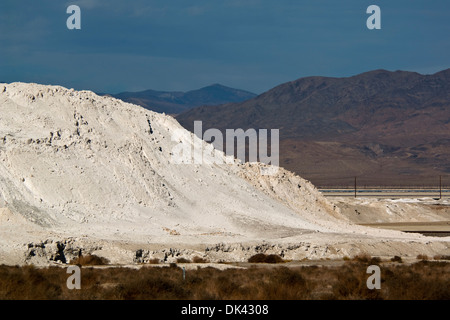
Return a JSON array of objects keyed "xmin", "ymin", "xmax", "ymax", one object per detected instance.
[{"xmin": 328, "ymin": 196, "xmax": 450, "ymax": 223}]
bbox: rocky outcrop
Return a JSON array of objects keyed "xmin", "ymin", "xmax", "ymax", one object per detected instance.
[{"xmin": 25, "ymin": 238, "xmax": 101, "ymax": 265}]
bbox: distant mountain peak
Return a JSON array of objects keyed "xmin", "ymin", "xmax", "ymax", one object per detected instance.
[
  {"xmin": 103, "ymin": 84, "xmax": 257, "ymax": 115},
  {"xmin": 208, "ymin": 83, "xmax": 225, "ymax": 87}
]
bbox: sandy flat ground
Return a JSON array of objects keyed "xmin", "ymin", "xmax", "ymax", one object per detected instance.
[
  {"xmin": 361, "ymin": 221, "xmax": 450, "ymax": 232},
  {"xmin": 321, "ymin": 189, "xmax": 450, "ymax": 198},
  {"xmin": 328, "ymin": 196, "xmax": 450, "ymax": 224}
]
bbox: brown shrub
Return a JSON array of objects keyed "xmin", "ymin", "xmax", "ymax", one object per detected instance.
[
  {"xmin": 352, "ymin": 253, "xmax": 371, "ymax": 263},
  {"xmin": 192, "ymin": 256, "xmax": 208, "ymax": 263},
  {"xmin": 70, "ymin": 254, "xmax": 109, "ymax": 266},
  {"xmin": 369, "ymin": 257, "xmax": 381, "ymax": 264},
  {"xmin": 248, "ymin": 253, "xmax": 266, "ymax": 263},
  {"xmin": 248, "ymin": 253, "xmax": 284, "ymax": 263},
  {"xmin": 391, "ymin": 256, "xmax": 403, "ymax": 263},
  {"xmin": 417, "ymin": 254, "xmax": 429, "ymax": 261},
  {"xmin": 265, "ymin": 254, "xmax": 284, "ymax": 264},
  {"xmin": 434, "ymin": 255, "xmax": 450, "ymax": 261},
  {"xmin": 176, "ymin": 258, "xmax": 191, "ymax": 263}
]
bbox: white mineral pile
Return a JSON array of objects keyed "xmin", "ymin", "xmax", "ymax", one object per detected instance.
[{"xmin": 0, "ymin": 83, "xmax": 448, "ymax": 265}]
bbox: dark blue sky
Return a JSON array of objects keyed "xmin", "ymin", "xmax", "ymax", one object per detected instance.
[{"xmin": 1, "ymin": 0, "xmax": 449, "ymax": 94}]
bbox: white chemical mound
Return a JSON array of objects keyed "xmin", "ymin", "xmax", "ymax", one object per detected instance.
[{"xmin": 0, "ymin": 83, "xmax": 448, "ymax": 265}]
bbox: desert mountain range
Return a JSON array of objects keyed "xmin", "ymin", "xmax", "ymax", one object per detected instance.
[
  {"xmin": 102, "ymin": 84, "xmax": 256, "ymax": 115},
  {"xmin": 177, "ymin": 69, "xmax": 450, "ymax": 187}
]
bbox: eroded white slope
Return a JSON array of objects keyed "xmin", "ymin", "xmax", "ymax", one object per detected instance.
[{"xmin": 0, "ymin": 82, "xmax": 442, "ymax": 265}]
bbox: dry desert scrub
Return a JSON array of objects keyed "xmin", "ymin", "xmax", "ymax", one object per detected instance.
[
  {"xmin": 417, "ymin": 254, "xmax": 429, "ymax": 261},
  {"xmin": 192, "ymin": 256, "xmax": 209, "ymax": 263},
  {"xmin": 433, "ymin": 255, "xmax": 450, "ymax": 261},
  {"xmin": 0, "ymin": 260, "xmax": 449, "ymax": 300},
  {"xmin": 248, "ymin": 253, "xmax": 284, "ymax": 264},
  {"xmin": 70, "ymin": 254, "xmax": 109, "ymax": 266}
]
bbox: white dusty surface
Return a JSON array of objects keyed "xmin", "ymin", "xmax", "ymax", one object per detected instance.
[
  {"xmin": 0, "ymin": 82, "xmax": 449, "ymax": 265},
  {"xmin": 329, "ymin": 197, "xmax": 450, "ymax": 224}
]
